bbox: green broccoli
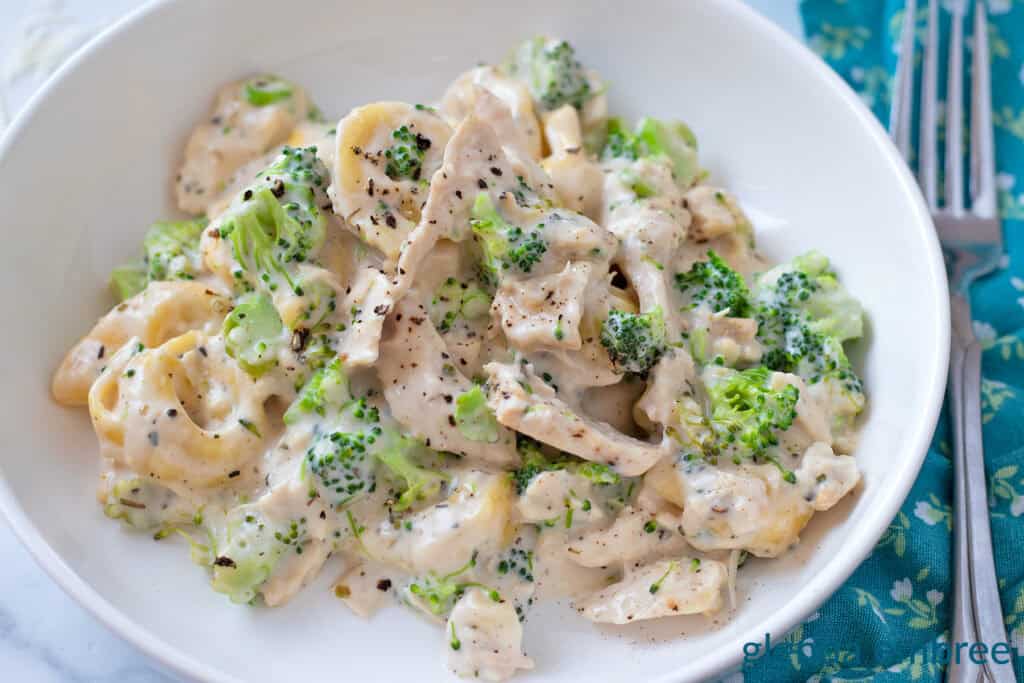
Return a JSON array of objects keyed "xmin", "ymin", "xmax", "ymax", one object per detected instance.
[
  {"xmin": 407, "ymin": 552, "xmax": 500, "ymax": 617},
  {"xmin": 242, "ymin": 75, "xmax": 295, "ymax": 107},
  {"xmin": 454, "ymin": 385, "xmax": 500, "ymax": 443},
  {"xmin": 216, "ymin": 146, "xmax": 329, "ymax": 295},
  {"xmin": 375, "ymin": 436, "xmax": 449, "ymax": 511},
  {"xmin": 102, "ymin": 476, "xmax": 185, "ymax": 530},
  {"xmin": 510, "ymin": 436, "xmax": 620, "ymax": 493},
  {"xmin": 284, "ymin": 358, "xmax": 350, "ymax": 424},
  {"xmin": 704, "ymin": 366, "xmax": 799, "ymax": 481},
  {"xmin": 503, "ymin": 37, "xmax": 594, "ymax": 112},
  {"xmin": 753, "ymin": 251, "xmax": 865, "ymax": 402},
  {"xmin": 429, "ymin": 277, "xmax": 491, "ymax": 333},
  {"xmin": 674, "ymin": 250, "xmax": 753, "ymax": 317},
  {"xmin": 469, "ymin": 193, "xmax": 548, "ymax": 284},
  {"xmin": 601, "ymin": 117, "xmax": 700, "ymax": 187},
  {"xmin": 222, "ymin": 292, "xmax": 284, "ymax": 378},
  {"xmin": 599, "ymin": 307, "xmax": 668, "ymax": 374},
  {"xmin": 384, "ymin": 124, "xmax": 431, "ymax": 181},
  {"xmin": 109, "ymin": 264, "xmax": 148, "ymax": 301},
  {"xmin": 304, "ymin": 425, "xmax": 382, "ymax": 508},
  {"xmin": 108, "ymin": 217, "xmax": 208, "ymax": 301},
  {"xmin": 209, "ymin": 506, "xmax": 309, "ymax": 604}
]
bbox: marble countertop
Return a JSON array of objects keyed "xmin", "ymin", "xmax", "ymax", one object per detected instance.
[{"xmin": 0, "ymin": 1, "xmax": 801, "ymax": 680}]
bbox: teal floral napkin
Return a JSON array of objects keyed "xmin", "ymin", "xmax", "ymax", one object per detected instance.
[{"xmin": 736, "ymin": 1, "xmax": 1024, "ymax": 680}]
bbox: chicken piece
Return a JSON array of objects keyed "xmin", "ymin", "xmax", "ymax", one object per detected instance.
[
  {"xmin": 634, "ymin": 348, "xmax": 697, "ymax": 432},
  {"xmin": 707, "ymin": 314, "xmax": 762, "ymax": 366},
  {"xmin": 52, "ymin": 282, "xmax": 230, "ymax": 406},
  {"xmin": 683, "ymin": 185, "xmax": 750, "ymax": 242},
  {"xmin": 540, "ymin": 105, "xmax": 603, "ymax": 218},
  {"xmin": 334, "ymin": 558, "xmax": 401, "ymax": 618},
  {"xmin": 795, "ymin": 442, "xmax": 860, "ymax": 510},
  {"xmin": 532, "ymin": 529, "xmax": 615, "ymax": 599},
  {"xmin": 331, "ymin": 102, "xmax": 452, "ymax": 264},
  {"xmin": 566, "ymin": 505, "xmax": 688, "ymax": 569},
  {"xmin": 673, "ymin": 459, "xmax": 814, "ymax": 558},
  {"xmin": 176, "ymin": 76, "xmax": 308, "ymax": 214},
  {"xmin": 441, "ymin": 67, "xmax": 543, "ymax": 159},
  {"xmin": 446, "ymin": 588, "xmax": 534, "ymax": 682},
  {"xmin": 769, "ymin": 371, "xmax": 833, "ymax": 452},
  {"xmin": 484, "ymin": 361, "xmax": 668, "ymax": 476},
  {"xmin": 378, "ymin": 296, "xmax": 517, "ymax": 466},
  {"xmin": 493, "ymin": 262, "xmax": 590, "ymax": 352},
  {"xmin": 392, "ymin": 106, "xmax": 557, "ymax": 298},
  {"xmin": 365, "ymin": 471, "xmax": 513, "ymax": 576},
  {"xmin": 576, "ymin": 556, "xmax": 727, "ymax": 624},
  {"xmin": 516, "ymin": 470, "xmax": 608, "ymax": 528}
]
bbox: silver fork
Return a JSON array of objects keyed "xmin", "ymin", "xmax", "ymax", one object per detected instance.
[{"xmin": 891, "ymin": 2, "xmax": 1013, "ymax": 682}]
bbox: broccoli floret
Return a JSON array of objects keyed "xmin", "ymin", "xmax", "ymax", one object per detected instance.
[
  {"xmin": 102, "ymin": 476, "xmax": 184, "ymax": 530},
  {"xmin": 601, "ymin": 117, "xmax": 700, "ymax": 187},
  {"xmin": 242, "ymin": 75, "xmax": 295, "ymax": 106},
  {"xmin": 144, "ymin": 219, "xmax": 207, "ymax": 281},
  {"xmin": 753, "ymin": 251, "xmax": 865, "ymax": 398},
  {"xmin": 407, "ymin": 552, "xmax": 500, "ymax": 617},
  {"xmin": 599, "ymin": 307, "xmax": 667, "ymax": 373},
  {"xmin": 602, "ymin": 117, "xmax": 640, "ymax": 160},
  {"xmin": 705, "ymin": 366, "xmax": 799, "ymax": 480},
  {"xmin": 284, "ymin": 358, "xmax": 350, "ymax": 424},
  {"xmin": 429, "ymin": 277, "xmax": 492, "ymax": 333},
  {"xmin": 384, "ymin": 125, "xmax": 431, "ymax": 181},
  {"xmin": 216, "ymin": 146, "xmax": 329, "ymax": 295},
  {"xmin": 209, "ymin": 507, "xmax": 309, "ymax": 604},
  {"xmin": 109, "ymin": 264, "xmax": 148, "ymax": 301},
  {"xmin": 304, "ymin": 425, "xmax": 381, "ymax": 508},
  {"xmin": 375, "ymin": 436, "xmax": 449, "ymax": 511},
  {"xmin": 222, "ymin": 292, "xmax": 284, "ymax": 378},
  {"xmin": 454, "ymin": 385, "xmax": 501, "ymax": 443},
  {"xmin": 503, "ymin": 37, "xmax": 593, "ymax": 112},
  {"xmin": 510, "ymin": 436, "xmax": 621, "ymax": 493},
  {"xmin": 469, "ymin": 193, "xmax": 548, "ymax": 284},
  {"xmin": 108, "ymin": 217, "xmax": 208, "ymax": 301},
  {"xmin": 674, "ymin": 250, "xmax": 752, "ymax": 317}
]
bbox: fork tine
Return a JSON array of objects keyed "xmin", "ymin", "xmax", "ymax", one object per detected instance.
[
  {"xmin": 946, "ymin": 5, "xmax": 965, "ymax": 215},
  {"xmin": 919, "ymin": 0, "xmax": 939, "ymax": 208},
  {"xmin": 970, "ymin": 0, "xmax": 996, "ymax": 217},
  {"xmin": 890, "ymin": 0, "xmax": 918, "ymax": 160}
]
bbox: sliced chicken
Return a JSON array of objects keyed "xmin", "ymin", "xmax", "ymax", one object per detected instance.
[
  {"xmin": 576, "ymin": 556, "xmax": 727, "ymax": 624},
  {"xmin": 493, "ymin": 262, "xmax": 590, "ymax": 351},
  {"xmin": 176, "ymin": 76, "xmax": 309, "ymax": 215},
  {"xmin": 484, "ymin": 361, "xmax": 668, "ymax": 476},
  {"xmin": 566, "ymin": 506, "xmax": 688, "ymax": 569},
  {"xmin": 446, "ymin": 588, "xmax": 534, "ymax": 681},
  {"xmin": 379, "ymin": 298, "xmax": 518, "ymax": 466}
]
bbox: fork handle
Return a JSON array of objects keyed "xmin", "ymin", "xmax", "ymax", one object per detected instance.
[{"xmin": 948, "ymin": 293, "xmax": 1015, "ymax": 683}]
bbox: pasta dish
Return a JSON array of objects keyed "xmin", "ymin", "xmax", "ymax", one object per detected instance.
[{"xmin": 51, "ymin": 37, "xmax": 867, "ymax": 680}]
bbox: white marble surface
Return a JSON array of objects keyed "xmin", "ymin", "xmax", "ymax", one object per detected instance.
[{"xmin": 0, "ymin": 1, "xmax": 801, "ymax": 680}]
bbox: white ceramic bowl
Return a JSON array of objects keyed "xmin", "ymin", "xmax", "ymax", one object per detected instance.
[{"xmin": 0, "ymin": 0, "xmax": 948, "ymax": 681}]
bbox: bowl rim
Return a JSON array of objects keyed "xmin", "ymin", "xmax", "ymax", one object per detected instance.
[{"xmin": 0, "ymin": 0, "xmax": 950, "ymax": 681}]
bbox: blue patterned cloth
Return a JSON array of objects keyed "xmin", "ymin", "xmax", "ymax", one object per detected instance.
[{"xmin": 733, "ymin": 1, "xmax": 1024, "ymax": 680}]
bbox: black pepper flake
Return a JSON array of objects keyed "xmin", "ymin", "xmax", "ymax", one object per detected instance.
[
  {"xmin": 490, "ymin": 167, "xmax": 503, "ymax": 176},
  {"xmin": 448, "ymin": 415, "xmax": 456, "ymax": 427},
  {"xmin": 198, "ymin": 346, "xmax": 208, "ymax": 357},
  {"xmin": 243, "ymin": 189, "xmax": 253, "ymax": 201},
  {"xmin": 443, "ymin": 394, "xmax": 453, "ymax": 404},
  {"xmin": 385, "ymin": 213, "xmax": 397, "ymax": 229},
  {"xmin": 477, "ymin": 178, "xmax": 488, "ymax": 189},
  {"xmin": 166, "ymin": 408, "xmax": 178, "ymax": 418},
  {"xmin": 454, "ymin": 190, "xmax": 462, "ymax": 199},
  {"xmin": 367, "ymin": 178, "xmax": 375, "ymax": 197},
  {"xmin": 376, "ymin": 578, "xmax": 392, "ymax": 591},
  {"xmin": 213, "ymin": 556, "xmax": 237, "ymax": 568},
  {"xmin": 228, "ymin": 470, "xmax": 241, "ymax": 478},
  {"xmin": 148, "ymin": 431, "xmax": 159, "ymax": 447},
  {"xmin": 291, "ymin": 327, "xmax": 310, "ymax": 352},
  {"xmin": 97, "ymin": 345, "xmax": 105, "ymax": 360},
  {"xmin": 270, "ymin": 179, "xmax": 285, "ymax": 198}
]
